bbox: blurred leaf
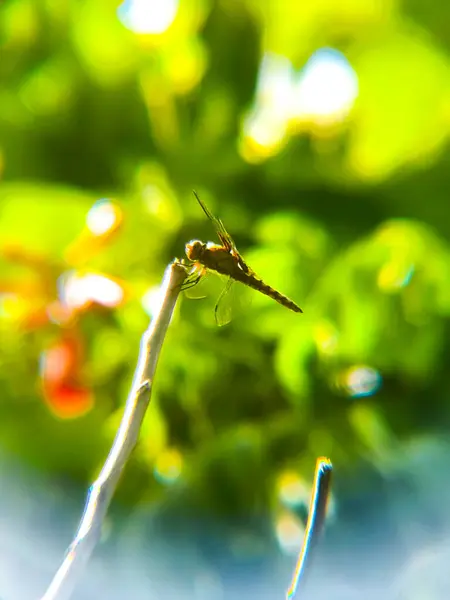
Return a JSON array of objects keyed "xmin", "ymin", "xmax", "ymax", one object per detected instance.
[
  {"xmin": 348, "ymin": 403, "xmax": 394, "ymax": 464},
  {"xmin": 0, "ymin": 183, "xmax": 94, "ymax": 255},
  {"xmin": 275, "ymin": 320, "xmax": 315, "ymax": 398},
  {"xmin": 403, "ymin": 0, "xmax": 450, "ymax": 52},
  {"xmin": 247, "ymin": 0, "xmax": 395, "ymax": 65},
  {"xmin": 348, "ymin": 30, "xmax": 450, "ymax": 179},
  {"xmin": 138, "ymin": 401, "xmax": 168, "ymax": 464},
  {"xmin": 189, "ymin": 424, "xmax": 270, "ymax": 515},
  {"xmin": 71, "ymin": 1, "xmax": 139, "ymax": 86}
]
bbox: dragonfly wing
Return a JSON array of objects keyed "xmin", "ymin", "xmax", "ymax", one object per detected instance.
[
  {"xmin": 214, "ymin": 277, "xmax": 253, "ymax": 326},
  {"xmin": 193, "ymin": 191, "xmax": 236, "ymax": 253},
  {"xmin": 183, "ymin": 270, "xmax": 211, "ymax": 299},
  {"xmin": 214, "ymin": 277, "xmax": 234, "ymax": 326}
]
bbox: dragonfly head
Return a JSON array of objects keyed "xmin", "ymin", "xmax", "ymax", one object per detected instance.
[{"xmin": 185, "ymin": 239, "xmax": 206, "ymax": 261}]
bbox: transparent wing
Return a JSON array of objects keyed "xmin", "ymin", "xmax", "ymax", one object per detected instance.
[
  {"xmin": 193, "ymin": 191, "xmax": 237, "ymax": 253},
  {"xmin": 214, "ymin": 277, "xmax": 253, "ymax": 327},
  {"xmin": 214, "ymin": 278, "xmax": 234, "ymax": 326},
  {"xmin": 193, "ymin": 191, "xmax": 252, "ymax": 274},
  {"xmin": 183, "ymin": 269, "xmax": 212, "ymax": 299},
  {"xmin": 183, "ymin": 271, "xmax": 253, "ymax": 326}
]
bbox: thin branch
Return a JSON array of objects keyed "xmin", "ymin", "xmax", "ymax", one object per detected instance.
[
  {"xmin": 286, "ymin": 457, "xmax": 333, "ymax": 600},
  {"xmin": 41, "ymin": 259, "xmax": 188, "ymax": 600}
]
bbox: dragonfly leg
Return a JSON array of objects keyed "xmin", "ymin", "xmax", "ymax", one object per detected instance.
[
  {"xmin": 180, "ymin": 275, "xmax": 202, "ymax": 292},
  {"xmin": 180, "ymin": 265, "xmax": 206, "ymax": 292}
]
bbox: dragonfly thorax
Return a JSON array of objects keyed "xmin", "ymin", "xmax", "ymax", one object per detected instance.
[{"xmin": 185, "ymin": 239, "xmax": 207, "ymax": 261}]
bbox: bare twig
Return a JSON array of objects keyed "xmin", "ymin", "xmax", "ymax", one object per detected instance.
[
  {"xmin": 41, "ymin": 260, "xmax": 188, "ymax": 600},
  {"xmin": 286, "ymin": 457, "xmax": 333, "ymax": 600}
]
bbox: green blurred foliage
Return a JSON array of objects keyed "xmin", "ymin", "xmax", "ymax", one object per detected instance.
[{"xmin": 1, "ymin": 0, "xmax": 450, "ymax": 523}]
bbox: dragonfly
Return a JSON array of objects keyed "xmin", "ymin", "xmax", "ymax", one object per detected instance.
[{"xmin": 183, "ymin": 191, "xmax": 303, "ymax": 325}]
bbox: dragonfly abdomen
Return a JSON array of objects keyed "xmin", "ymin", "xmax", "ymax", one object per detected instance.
[{"xmin": 237, "ymin": 271, "xmax": 303, "ymax": 314}]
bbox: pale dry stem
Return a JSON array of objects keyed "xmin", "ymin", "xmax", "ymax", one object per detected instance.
[{"xmin": 40, "ymin": 260, "xmax": 188, "ymax": 600}]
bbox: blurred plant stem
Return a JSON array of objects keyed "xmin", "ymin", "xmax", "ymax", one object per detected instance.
[
  {"xmin": 286, "ymin": 457, "xmax": 332, "ymax": 600},
  {"xmin": 40, "ymin": 260, "xmax": 188, "ymax": 600}
]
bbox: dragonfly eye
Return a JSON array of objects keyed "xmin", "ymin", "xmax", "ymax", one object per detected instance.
[{"xmin": 185, "ymin": 239, "xmax": 205, "ymax": 261}]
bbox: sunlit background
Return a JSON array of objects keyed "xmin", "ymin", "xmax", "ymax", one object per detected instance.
[{"xmin": 1, "ymin": 0, "xmax": 450, "ymax": 598}]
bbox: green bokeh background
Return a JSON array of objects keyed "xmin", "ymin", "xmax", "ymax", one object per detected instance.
[{"xmin": 1, "ymin": 0, "xmax": 450, "ymax": 591}]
